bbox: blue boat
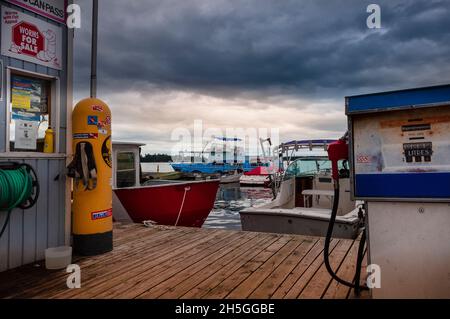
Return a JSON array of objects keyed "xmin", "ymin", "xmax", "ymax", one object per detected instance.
[
  {"xmin": 171, "ymin": 137, "xmax": 269, "ymax": 174},
  {"xmin": 171, "ymin": 160, "xmax": 267, "ymax": 174}
]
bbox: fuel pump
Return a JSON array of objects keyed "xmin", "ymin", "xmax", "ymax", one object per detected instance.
[{"xmin": 345, "ymin": 84, "xmax": 450, "ymax": 298}]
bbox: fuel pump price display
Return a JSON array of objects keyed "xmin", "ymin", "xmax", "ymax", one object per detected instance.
[
  {"xmin": 403, "ymin": 142, "xmax": 433, "ymax": 163},
  {"xmin": 352, "ymin": 107, "xmax": 450, "ymax": 173},
  {"xmin": 350, "ymin": 105, "xmax": 450, "ymax": 199}
]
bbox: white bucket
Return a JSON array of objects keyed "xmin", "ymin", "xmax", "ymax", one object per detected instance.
[{"xmin": 45, "ymin": 246, "xmax": 72, "ymax": 270}]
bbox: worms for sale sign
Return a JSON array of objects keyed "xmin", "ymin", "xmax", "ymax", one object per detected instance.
[{"xmin": 1, "ymin": 6, "xmax": 62, "ymax": 70}]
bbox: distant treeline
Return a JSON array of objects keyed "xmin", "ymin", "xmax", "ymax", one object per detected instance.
[{"xmin": 140, "ymin": 153, "xmax": 173, "ymax": 163}]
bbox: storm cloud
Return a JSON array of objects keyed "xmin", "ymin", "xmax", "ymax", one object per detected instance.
[{"xmin": 73, "ymin": 0, "xmax": 450, "ymax": 153}]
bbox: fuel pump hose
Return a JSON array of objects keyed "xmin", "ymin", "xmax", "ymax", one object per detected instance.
[
  {"xmin": 0, "ymin": 165, "xmax": 37, "ymax": 239},
  {"xmin": 323, "ymin": 179, "xmax": 369, "ymax": 294}
]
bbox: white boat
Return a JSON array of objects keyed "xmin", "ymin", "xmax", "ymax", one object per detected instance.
[
  {"xmin": 239, "ymin": 175, "xmax": 270, "ymax": 186},
  {"xmin": 240, "ymin": 141, "xmax": 362, "ymax": 239},
  {"xmin": 220, "ymin": 171, "xmax": 243, "ymax": 184}
]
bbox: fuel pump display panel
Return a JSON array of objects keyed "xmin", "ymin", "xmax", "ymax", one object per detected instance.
[{"xmin": 351, "ymin": 106, "xmax": 450, "ymax": 200}]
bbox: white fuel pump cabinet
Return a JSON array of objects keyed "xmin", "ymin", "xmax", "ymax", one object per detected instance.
[{"xmin": 346, "ymin": 84, "xmax": 450, "ymax": 298}]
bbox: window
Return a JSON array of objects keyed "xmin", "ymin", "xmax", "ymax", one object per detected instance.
[
  {"xmin": 116, "ymin": 152, "xmax": 137, "ymax": 188},
  {"xmin": 9, "ymin": 73, "xmax": 52, "ymax": 152},
  {"xmin": 284, "ymin": 158, "xmax": 346, "ymax": 180}
]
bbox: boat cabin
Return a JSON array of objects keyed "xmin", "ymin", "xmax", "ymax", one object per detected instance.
[
  {"xmin": 280, "ymin": 157, "xmax": 355, "ymax": 213},
  {"xmin": 112, "ymin": 142, "xmax": 144, "ymax": 189}
]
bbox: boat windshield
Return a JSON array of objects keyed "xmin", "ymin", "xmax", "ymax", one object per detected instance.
[{"xmin": 283, "ymin": 157, "xmax": 343, "ymax": 180}]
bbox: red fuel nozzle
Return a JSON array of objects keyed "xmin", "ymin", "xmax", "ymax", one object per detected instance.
[{"xmin": 327, "ymin": 139, "xmax": 349, "ymax": 181}]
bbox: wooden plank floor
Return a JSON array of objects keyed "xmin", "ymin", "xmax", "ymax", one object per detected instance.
[{"xmin": 0, "ymin": 223, "xmax": 370, "ymax": 299}]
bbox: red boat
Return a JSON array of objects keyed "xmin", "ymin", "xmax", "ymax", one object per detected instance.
[
  {"xmin": 112, "ymin": 142, "xmax": 219, "ymax": 227},
  {"xmin": 240, "ymin": 166, "xmax": 272, "ymax": 187}
]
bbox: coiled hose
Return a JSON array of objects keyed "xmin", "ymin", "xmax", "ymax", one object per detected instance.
[{"xmin": 0, "ymin": 164, "xmax": 38, "ymax": 239}]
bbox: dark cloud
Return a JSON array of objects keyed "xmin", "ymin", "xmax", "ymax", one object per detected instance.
[
  {"xmin": 75, "ymin": 0, "xmax": 450, "ymax": 98},
  {"xmin": 73, "ymin": 0, "xmax": 450, "ymax": 152}
]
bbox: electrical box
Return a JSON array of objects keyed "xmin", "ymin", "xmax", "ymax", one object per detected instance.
[{"xmin": 347, "ymin": 84, "xmax": 450, "ymax": 201}]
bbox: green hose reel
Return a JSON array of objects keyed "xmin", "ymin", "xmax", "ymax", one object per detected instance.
[{"xmin": 0, "ymin": 162, "xmax": 40, "ymax": 239}]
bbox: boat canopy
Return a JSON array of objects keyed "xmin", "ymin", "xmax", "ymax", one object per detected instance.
[
  {"xmin": 214, "ymin": 136, "xmax": 243, "ymax": 142},
  {"xmin": 112, "ymin": 141, "xmax": 146, "ymax": 148},
  {"xmin": 245, "ymin": 166, "xmax": 271, "ymax": 176},
  {"xmin": 283, "ymin": 139, "xmax": 337, "ymax": 146},
  {"xmin": 278, "ymin": 139, "xmax": 336, "ymax": 153},
  {"xmin": 277, "ymin": 139, "xmax": 336, "ymax": 160}
]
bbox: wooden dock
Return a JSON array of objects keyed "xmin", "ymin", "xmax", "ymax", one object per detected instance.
[{"xmin": 0, "ymin": 223, "xmax": 369, "ymax": 299}]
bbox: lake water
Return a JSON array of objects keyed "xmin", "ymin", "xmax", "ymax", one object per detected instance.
[
  {"xmin": 141, "ymin": 163, "xmax": 274, "ymax": 230},
  {"xmin": 203, "ymin": 183, "xmax": 273, "ymax": 230}
]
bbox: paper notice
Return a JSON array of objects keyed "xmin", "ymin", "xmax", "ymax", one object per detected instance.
[
  {"xmin": 15, "ymin": 120, "xmax": 38, "ymax": 150},
  {"xmin": 12, "ymin": 88, "xmax": 31, "ymax": 110}
]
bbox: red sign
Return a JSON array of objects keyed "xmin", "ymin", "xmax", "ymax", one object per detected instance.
[
  {"xmin": 12, "ymin": 21, "xmax": 44, "ymax": 57},
  {"xmin": 2, "ymin": 7, "xmax": 63, "ymax": 70},
  {"xmin": 357, "ymin": 155, "xmax": 371, "ymax": 164}
]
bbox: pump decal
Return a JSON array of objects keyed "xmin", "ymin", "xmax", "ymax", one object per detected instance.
[
  {"xmin": 401, "ymin": 124, "xmax": 431, "ymax": 132},
  {"xmin": 87, "ymin": 116, "xmax": 98, "ymax": 125},
  {"xmin": 403, "ymin": 142, "xmax": 433, "ymax": 163},
  {"xmin": 356, "ymin": 155, "xmax": 371, "ymax": 164},
  {"xmin": 97, "ymin": 120, "xmax": 108, "ymax": 135},
  {"xmin": 74, "ymin": 133, "xmax": 98, "ymax": 140},
  {"xmin": 91, "ymin": 208, "xmax": 113, "ymax": 220},
  {"xmin": 102, "ymin": 136, "xmax": 112, "ymax": 167},
  {"xmin": 92, "ymin": 105, "xmax": 104, "ymax": 112}
]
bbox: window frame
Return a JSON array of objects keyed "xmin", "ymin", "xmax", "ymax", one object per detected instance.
[
  {"xmin": 4, "ymin": 66, "xmax": 61, "ymax": 156},
  {"xmin": 112, "ymin": 146, "xmax": 141, "ymax": 189},
  {"xmin": 116, "ymin": 151, "xmax": 137, "ymax": 188}
]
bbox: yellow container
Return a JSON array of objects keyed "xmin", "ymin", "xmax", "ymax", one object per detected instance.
[
  {"xmin": 71, "ymin": 98, "xmax": 113, "ymax": 256},
  {"xmin": 43, "ymin": 128, "xmax": 54, "ymax": 153}
]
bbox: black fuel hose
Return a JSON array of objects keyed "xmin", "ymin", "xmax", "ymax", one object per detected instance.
[{"xmin": 323, "ymin": 179, "xmax": 368, "ymax": 295}]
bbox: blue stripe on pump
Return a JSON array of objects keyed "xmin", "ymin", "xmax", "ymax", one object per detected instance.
[
  {"xmin": 347, "ymin": 85, "xmax": 450, "ymax": 114},
  {"xmin": 355, "ymin": 172, "xmax": 450, "ymax": 198}
]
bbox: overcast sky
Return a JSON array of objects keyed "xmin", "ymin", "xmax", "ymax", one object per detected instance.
[{"xmin": 73, "ymin": 0, "xmax": 450, "ymax": 154}]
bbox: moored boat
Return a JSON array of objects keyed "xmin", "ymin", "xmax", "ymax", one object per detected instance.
[
  {"xmin": 112, "ymin": 142, "xmax": 220, "ymax": 227},
  {"xmin": 220, "ymin": 171, "xmax": 243, "ymax": 184},
  {"xmin": 239, "ymin": 166, "xmax": 271, "ymax": 187},
  {"xmin": 144, "ymin": 171, "xmax": 183, "ymax": 180},
  {"xmin": 240, "ymin": 140, "xmax": 363, "ymax": 239}
]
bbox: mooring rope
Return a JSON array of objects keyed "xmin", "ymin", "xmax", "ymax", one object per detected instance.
[
  {"xmin": 174, "ymin": 186, "xmax": 191, "ymax": 227},
  {"xmin": 0, "ymin": 166, "xmax": 34, "ymax": 238}
]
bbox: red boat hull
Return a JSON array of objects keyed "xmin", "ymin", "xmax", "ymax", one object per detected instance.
[{"xmin": 113, "ymin": 180, "xmax": 219, "ymax": 227}]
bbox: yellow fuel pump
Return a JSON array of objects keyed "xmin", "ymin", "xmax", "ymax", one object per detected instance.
[{"xmin": 69, "ymin": 98, "xmax": 113, "ymax": 256}]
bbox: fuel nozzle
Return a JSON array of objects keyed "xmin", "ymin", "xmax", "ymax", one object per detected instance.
[{"xmin": 327, "ymin": 136, "xmax": 349, "ymax": 181}]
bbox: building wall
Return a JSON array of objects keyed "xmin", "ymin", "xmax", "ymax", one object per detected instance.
[{"xmin": 0, "ymin": 0, "xmax": 72, "ymax": 272}]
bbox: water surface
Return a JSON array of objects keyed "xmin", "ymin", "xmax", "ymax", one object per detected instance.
[{"xmin": 203, "ymin": 183, "xmax": 273, "ymax": 230}]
